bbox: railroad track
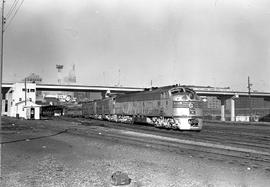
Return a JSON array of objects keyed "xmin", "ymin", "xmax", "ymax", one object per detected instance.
[
  {"xmin": 6, "ymin": 115, "xmax": 270, "ymax": 172},
  {"xmin": 73, "ymin": 118, "xmax": 270, "ymax": 151},
  {"xmin": 4, "ymin": 116, "xmax": 270, "ymax": 172},
  {"xmin": 65, "ymin": 123, "xmax": 270, "ymax": 172}
]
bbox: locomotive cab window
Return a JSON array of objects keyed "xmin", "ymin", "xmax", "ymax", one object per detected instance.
[{"xmin": 185, "ymin": 89, "xmax": 199, "ymax": 100}]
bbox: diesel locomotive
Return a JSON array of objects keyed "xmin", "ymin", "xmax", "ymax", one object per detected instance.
[{"xmin": 82, "ymin": 85, "xmax": 203, "ymax": 131}]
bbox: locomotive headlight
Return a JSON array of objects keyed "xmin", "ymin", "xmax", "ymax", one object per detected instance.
[{"xmin": 175, "ymin": 96, "xmax": 181, "ymax": 101}]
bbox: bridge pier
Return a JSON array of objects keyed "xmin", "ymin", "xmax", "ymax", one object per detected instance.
[
  {"xmin": 217, "ymin": 95, "xmax": 238, "ymax": 122},
  {"xmin": 230, "ymin": 94, "xmax": 239, "ymax": 121},
  {"xmin": 230, "ymin": 98, "xmax": 235, "ymax": 121},
  {"xmin": 219, "ymin": 97, "xmax": 226, "ymax": 121}
]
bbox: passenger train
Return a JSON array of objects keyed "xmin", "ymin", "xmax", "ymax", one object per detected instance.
[{"xmin": 82, "ymin": 85, "xmax": 203, "ymax": 131}]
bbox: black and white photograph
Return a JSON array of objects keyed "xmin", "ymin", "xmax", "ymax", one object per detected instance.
[{"xmin": 1, "ymin": 0, "xmax": 270, "ymax": 186}]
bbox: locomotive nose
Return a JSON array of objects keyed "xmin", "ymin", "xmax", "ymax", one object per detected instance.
[{"xmin": 171, "ymin": 94, "xmax": 203, "ymax": 130}]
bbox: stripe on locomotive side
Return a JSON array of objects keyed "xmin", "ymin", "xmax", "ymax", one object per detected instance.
[
  {"xmin": 173, "ymin": 101, "xmax": 201, "ymax": 108},
  {"xmin": 172, "ymin": 115, "xmax": 204, "ymax": 118}
]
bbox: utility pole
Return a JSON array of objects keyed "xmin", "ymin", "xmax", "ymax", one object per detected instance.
[
  {"xmin": 0, "ymin": 0, "xmax": 4, "ymax": 179},
  {"xmin": 24, "ymin": 78, "xmax": 27, "ymax": 105},
  {"xmin": 0, "ymin": 0, "xmax": 4, "ymax": 114},
  {"xmin": 247, "ymin": 76, "xmax": 253, "ymax": 121}
]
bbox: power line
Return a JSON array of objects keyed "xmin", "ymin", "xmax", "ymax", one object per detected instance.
[
  {"xmin": 5, "ymin": 0, "xmax": 24, "ymax": 30},
  {"xmin": 6, "ymin": 0, "xmax": 19, "ymax": 19},
  {"xmin": 4, "ymin": 0, "xmax": 24, "ymax": 31}
]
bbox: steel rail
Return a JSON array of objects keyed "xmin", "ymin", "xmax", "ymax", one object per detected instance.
[{"xmin": 64, "ymin": 126, "xmax": 270, "ymax": 171}]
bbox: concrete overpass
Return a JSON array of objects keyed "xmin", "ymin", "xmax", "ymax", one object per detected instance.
[
  {"xmin": 2, "ymin": 83, "xmax": 270, "ymax": 121},
  {"xmin": 2, "ymin": 83, "xmax": 145, "ymax": 98},
  {"xmin": 192, "ymin": 88, "xmax": 270, "ymax": 121}
]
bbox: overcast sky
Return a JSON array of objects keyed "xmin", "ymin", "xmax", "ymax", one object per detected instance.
[{"xmin": 3, "ymin": 0, "xmax": 270, "ymax": 91}]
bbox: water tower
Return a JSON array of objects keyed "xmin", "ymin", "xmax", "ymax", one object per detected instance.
[{"xmin": 56, "ymin": 64, "xmax": 64, "ymax": 84}]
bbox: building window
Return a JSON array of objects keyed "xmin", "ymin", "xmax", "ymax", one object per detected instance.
[
  {"xmin": 19, "ymin": 98, "xmax": 22, "ymax": 101},
  {"xmin": 22, "ymin": 88, "xmax": 25, "ymax": 91},
  {"xmin": 30, "ymin": 89, "xmax": 35, "ymax": 92},
  {"xmin": 29, "ymin": 98, "xmax": 32, "ymax": 102}
]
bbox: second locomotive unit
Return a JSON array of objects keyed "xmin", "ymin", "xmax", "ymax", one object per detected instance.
[{"xmin": 82, "ymin": 85, "xmax": 203, "ymax": 131}]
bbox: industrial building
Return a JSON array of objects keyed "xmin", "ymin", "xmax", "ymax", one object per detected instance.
[{"xmin": 3, "ymin": 83, "xmax": 41, "ymax": 119}]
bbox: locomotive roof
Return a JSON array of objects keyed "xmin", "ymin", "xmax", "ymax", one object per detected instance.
[
  {"xmin": 80, "ymin": 85, "xmax": 196, "ymax": 103},
  {"xmin": 141, "ymin": 85, "xmax": 193, "ymax": 93},
  {"xmin": 116, "ymin": 85, "xmax": 194, "ymax": 98}
]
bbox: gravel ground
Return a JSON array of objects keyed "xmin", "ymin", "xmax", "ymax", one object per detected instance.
[{"xmin": 1, "ymin": 117, "xmax": 270, "ymax": 187}]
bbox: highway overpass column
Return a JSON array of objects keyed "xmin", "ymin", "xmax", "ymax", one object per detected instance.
[
  {"xmin": 230, "ymin": 94, "xmax": 239, "ymax": 121},
  {"xmin": 220, "ymin": 98, "xmax": 226, "ymax": 121},
  {"xmin": 218, "ymin": 96, "xmax": 231, "ymax": 121},
  {"xmin": 230, "ymin": 98, "xmax": 235, "ymax": 121}
]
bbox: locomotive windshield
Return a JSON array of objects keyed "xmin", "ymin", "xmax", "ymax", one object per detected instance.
[
  {"xmin": 170, "ymin": 87, "xmax": 200, "ymax": 100},
  {"xmin": 170, "ymin": 87, "xmax": 185, "ymax": 95},
  {"xmin": 185, "ymin": 88, "xmax": 199, "ymax": 100}
]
